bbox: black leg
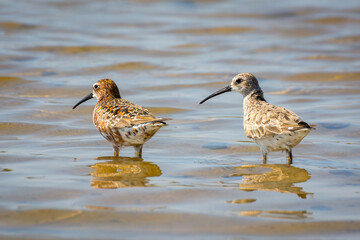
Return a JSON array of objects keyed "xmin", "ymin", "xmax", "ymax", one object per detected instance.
[
  {"xmin": 113, "ymin": 146, "xmax": 120, "ymax": 157},
  {"xmin": 262, "ymin": 152, "xmax": 267, "ymax": 164},
  {"xmin": 134, "ymin": 145, "xmax": 143, "ymax": 158},
  {"xmin": 286, "ymin": 149, "xmax": 293, "ymax": 165}
]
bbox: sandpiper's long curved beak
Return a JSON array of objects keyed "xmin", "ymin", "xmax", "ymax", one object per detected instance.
[
  {"xmin": 199, "ymin": 85, "xmax": 232, "ymax": 104},
  {"xmin": 72, "ymin": 93, "xmax": 93, "ymax": 109}
]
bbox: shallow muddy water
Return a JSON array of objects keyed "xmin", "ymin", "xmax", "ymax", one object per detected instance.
[{"xmin": 0, "ymin": 0, "xmax": 360, "ymax": 239}]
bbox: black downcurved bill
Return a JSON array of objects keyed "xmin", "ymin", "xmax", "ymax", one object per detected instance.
[
  {"xmin": 199, "ymin": 85, "xmax": 232, "ymax": 104},
  {"xmin": 72, "ymin": 93, "xmax": 93, "ymax": 109}
]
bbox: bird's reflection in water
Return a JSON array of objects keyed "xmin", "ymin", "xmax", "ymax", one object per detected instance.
[
  {"xmin": 90, "ymin": 156, "xmax": 162, "ymax": 189},
  {"xmin": 229, "ymin": 164, "xmax": 313, "ymax": 199}
]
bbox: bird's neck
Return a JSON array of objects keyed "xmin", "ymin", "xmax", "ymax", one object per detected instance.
[
  {"xmin": 244, "ymin": 89, "xmax": 265, "ymax": 102},
  {"xmin": 97, "ymin": 94, "xmax": 121, "ymax": 104},
  {"xmin": 243, "ymin": 89, "xmax": 266, "ymax": 115}
]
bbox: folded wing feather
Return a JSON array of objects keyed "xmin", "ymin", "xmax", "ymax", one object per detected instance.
[{"xmin": 244, "ymin": 104, "xmax": 311, "ymax": 139}]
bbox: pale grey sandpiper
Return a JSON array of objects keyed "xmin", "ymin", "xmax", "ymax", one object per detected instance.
[{"xmin": 200, "ymin": 73, "xmax": 316, "ymax": 164}]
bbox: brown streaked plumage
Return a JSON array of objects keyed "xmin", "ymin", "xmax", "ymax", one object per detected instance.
[
  {"xmin": 73, "ymin": 79, "xmax": 170, "ymax": 158},
  {"xmin": 200, "ymin": 73, "xmax": 316, "ymax": 164}
]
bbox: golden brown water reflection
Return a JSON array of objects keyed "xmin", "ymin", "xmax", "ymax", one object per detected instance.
[
  {"xmin": 231, "ymin": 164, "xmax": 312, "ymax": 199},
  {"xmin": 239, "ymin": 210, "xmax": 311, "ymax": 220},
  {"xmin": 1, "ymin": 0, "xmax": 360, "ymax": 239},
  {"xmin": 91, "ymin": 156, "xmax": 162, "ymax": 189}
]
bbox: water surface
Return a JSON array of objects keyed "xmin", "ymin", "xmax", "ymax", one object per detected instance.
[{"xmin": 0, "ymin": 0, "xmax": 360, "ymax": 239}]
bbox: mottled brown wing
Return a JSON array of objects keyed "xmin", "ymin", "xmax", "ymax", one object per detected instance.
[
  {"xmin": 132, "ymin": 117, "xmax": 171, "ymax": 125},
  {"xmin": 244, "ymin": 103, "xmax": 310, "ymax": 139},
  {"xmin": 100, "ymin": 98, "xmax": 170, "ymax": 127}
]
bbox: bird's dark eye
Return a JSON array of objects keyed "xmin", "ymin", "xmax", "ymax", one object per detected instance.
[
  {"xmin": 93, "ymin": 84, "xmax": 99, "ymax": 89},
  {"xmin": 235, "ymin": 78, "xmax": 242, "ymax": 84}
]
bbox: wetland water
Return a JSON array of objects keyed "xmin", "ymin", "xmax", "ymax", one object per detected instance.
[{"xmin": 1, "ymin": 0, "xmax": 360, "ymax": 239}]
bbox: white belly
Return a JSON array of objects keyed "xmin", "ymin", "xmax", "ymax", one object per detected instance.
[
  {"xmin": 118, "ymin": 122, "xmax": 165, "ymax": 146},
  {"xmin": 254, "ymin": 129, "xmax": 311, "ymax": 152}
]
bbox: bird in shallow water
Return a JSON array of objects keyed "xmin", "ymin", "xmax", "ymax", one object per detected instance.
[
  {"xmin": 200, "ymin": 73, "xmax": 316, "ymax": 164},
  {"xmin": 73, "ymin": 79, "xmax": 170, "ymax": 158}
]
